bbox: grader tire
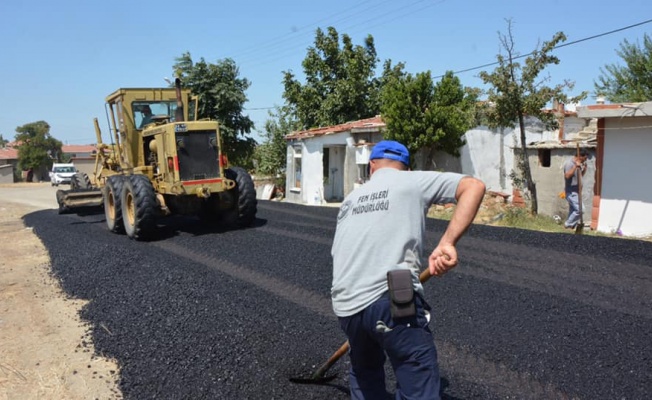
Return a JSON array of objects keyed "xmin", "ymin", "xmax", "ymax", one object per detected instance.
[
  {"xmin": 56, "ymin": 190, "xmax": 70, "ymax": 215},
  {"xmin": 104, "ymin": 176, "xmax": 125, "ymax": 234},
  {"xmin": 70, "ymin": 172, "xmax": 92, "ymax": 190},
  {"xmin": 121, "ymin": 174, "xmax": 158, "ymax": 240},
  {"xmin": 223, "ymin": 167, "xmax": 257, "ymax": 228}
]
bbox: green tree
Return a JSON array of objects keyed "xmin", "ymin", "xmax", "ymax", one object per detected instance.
[
  {"xmin": 594, "ymin": 33, "xmax": 652, "ymax": 102},
  {"xmin": 479, "ymin": 20, "xmax": 586, "ymax": 214},
  {"xmin": 380, "ymin": 67, "xmax": 478, "ymax": 165},
  {"xmin": 253, "ymin": 106, "xmax": 299, "ymax": 188},
  {"xmin": 173, "ymin": 52, "xmax": 256, "ymax": 168},
  {"xmin": 14, "ymin": 121, "xmax": 62, "ymax": 174},
  {"xmin": 282, "ymin": 26, "xmax": 380, "ymax": 129},
  {"xmin": 0, "ymin": 134, "xmax": 8, "ymax": 147}
]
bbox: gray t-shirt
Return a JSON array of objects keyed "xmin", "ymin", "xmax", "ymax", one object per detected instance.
[
  {"xmin": 563, "ymin": 157, "xmax": 579, "ymax": 192},
  {"xmin": 331, "ymin": 167, "xmax": 464, "ymax": 317}
]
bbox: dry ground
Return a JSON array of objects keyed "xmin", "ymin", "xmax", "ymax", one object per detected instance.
[{"xmin": 0, "ymin": 184, "xmax": 121, "ymax": 400}]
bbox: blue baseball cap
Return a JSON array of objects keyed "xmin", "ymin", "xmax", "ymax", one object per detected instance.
[{"xmin": 370, "ymin": 140, "xmax": 410, "ymax": 166}]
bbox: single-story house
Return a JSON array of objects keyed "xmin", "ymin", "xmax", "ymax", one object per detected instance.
[
  {"xmin": 284, "ymin": 116, "xmax": 385, "ymax": 205},
  {"xmin": 0, "ymin": 164, "xmax": 14, "ymax": 184},
  {"xmin": 0, "ymin": 142, "xmax": 98, "ymax": 183},
  {"xmin": 284, "ymin": 105, "xmax": 596, "ymax": 223},
  {"xmin": 576, "ymin": 102, "xmax": 652, "ymax": 238},
  {"xmin": 0, "ymin": 146, "xmax": 18, "ymax": 184},
  {"xmin": 62, "ymin": 144, "xmax": 98, "ymax": 179},
  {"xmin": 520, "ymin": 138, "xmax": 596, "ymax": 223}
]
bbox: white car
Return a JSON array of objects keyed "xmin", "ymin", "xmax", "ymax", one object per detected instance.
[{"xmin": 50, "ymin": 163, "xmax": 77, "ymax": 186}]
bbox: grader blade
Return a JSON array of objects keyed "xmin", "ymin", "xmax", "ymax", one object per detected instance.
[{"xmin": 56, "ymin": 189, "xmax": 104, "ymax": 210}]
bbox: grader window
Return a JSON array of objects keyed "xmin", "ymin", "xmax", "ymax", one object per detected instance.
[{"xmin": 133, "ymin": 101, "xmax": 178, "ymax": 129}]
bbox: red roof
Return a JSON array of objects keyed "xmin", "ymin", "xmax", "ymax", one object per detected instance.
[
  {"xmin": 0, "ymin": 147, "xmax": 18, "ymax": 160},
  {"xmin": 286, "ymin": 116, "xmax": 384, "ymax": 140},
  {"xmin": 63, "ymin": 144, "xmax": 96, "ymax": 153},
  {"xmin": 0, "ymin": 144, "xmax": 96, "ymax": 160},
  {"xmin": 582, "ymin": 104, "xmax": 622, "ymax": 111}
]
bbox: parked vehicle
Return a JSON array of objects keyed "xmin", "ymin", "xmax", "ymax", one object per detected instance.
[{"xmin": 49, "ymin": 163, "xmax": 77, "ymax": 186}]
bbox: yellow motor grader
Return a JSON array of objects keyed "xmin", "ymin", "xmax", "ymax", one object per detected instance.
[{"xmin": 56, "ymin": 79, "xmax": 257, "ymax": 240}]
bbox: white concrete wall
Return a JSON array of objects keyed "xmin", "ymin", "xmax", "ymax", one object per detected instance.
[
  {"xmin": 597, "ymin": 117, "xmax": 652, "ymax": 237},
  {"xmin": 0, "ymin": 165, "xmax": 14, "ymax": 184},
  {"xmin": 300, "ymin": 140, "xmax": 324, "ymax": 205},
  {"xmin": 453, "ymin": 120, "xmax": 559, "ymax": 194},
  {"xmin": 458, "ymin": 127, "xmax": 515, "ymax": 193},
  {"xmin": 286, "ymin": 132, "xmax": 351, "ymax": 205}
]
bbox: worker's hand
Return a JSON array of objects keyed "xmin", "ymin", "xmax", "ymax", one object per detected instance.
[{"xmin": 428, "ymin": 244, "xmax": 458, "ymax": 277}]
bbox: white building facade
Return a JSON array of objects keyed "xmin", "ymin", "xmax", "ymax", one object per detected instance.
[
  {"xmin": 577, "ymin": 103, "xmax": 652, "ymax": 237},
  {"xmin": 285, "ymin": 110, "xmax": 598, "ymax": 225}
]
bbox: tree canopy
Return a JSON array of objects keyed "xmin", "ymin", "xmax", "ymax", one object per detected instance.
[
  {"xmin": 281, "ymin": 28, "xmax": 477, "ymax": 166},
  {"xmin": 173, "ymin": 52, "xmax": 256, "ymax": 168},
  {"xmin": 282, "ymin": 26, "xmax": 380, "ymax": 129},
  {"xmin": 253, "ymin": 106, "xmax": 299, "ymax": 179},
  {"xmin": 14, "ymin": 121, "xmax": 62, "ymax": 171},
  {"xmin": 380, "ymin": 67, "xmax": 477, "ymax": 161},
  {"xmin": 594, "ymin": 33, "xmax": 652, "ymax": 103},
  {"xmin": 479, "ymin": 20, "xmax": 586, "ymax": 214}
]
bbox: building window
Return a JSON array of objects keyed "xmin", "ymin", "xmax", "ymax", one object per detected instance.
[
  {"xmin": 323, "ymin": 147, "xmax": 330, "ymax": 182},
  {"xmin": 292, "ymin": 145, "xmax": 302, "ymax": 190},
  {"xmin": 538, "ymin": 149, "xmax": 551, "ymax": 167},
  {"xmin": 357, "ymin": 164, "xmax": 370, "ymax": 183}
]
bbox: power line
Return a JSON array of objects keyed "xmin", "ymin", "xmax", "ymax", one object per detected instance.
[
  {"xmin": 433, "ymin": 18, "xmax": 652, "ymax": 79},
  {"xmin": 236, "ymin": 0, "xmax": 445, "ymax": 68},
  {"xmin": 229, "ymin": 0, "xmax": 394, "ymax": 62},
  {"xmin": 245, "ymin": 16, "xmax": 652, "ymax": 112},
  {"xmin": 243, "ymin": 1, "xmax": 449, "ymax": 111},
  {"xmin": 246, "ymin": 106, "xmax": 276, "ymax": 111},
  {"xmin": 229, "ymin": 0, "xmax": 376, "ymax": 59}
]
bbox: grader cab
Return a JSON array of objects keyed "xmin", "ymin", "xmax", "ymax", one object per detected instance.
[{"xmin": 56, "ymin": 79, "xmax": 257, "ymax": 240}]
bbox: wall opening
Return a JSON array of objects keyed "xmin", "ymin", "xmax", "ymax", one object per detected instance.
[{"xmin": 538, "ymin": 149, "xmax": 551, "ymax": 167}]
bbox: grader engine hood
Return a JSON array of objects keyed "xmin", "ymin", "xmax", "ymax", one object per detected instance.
[
  {"xmin": 175, "ymin": 127, "xmax": 220, "ymax": 181},
  {"xmin": 148, "ymin": 120, "xmax": 234, "ymax": 196}
]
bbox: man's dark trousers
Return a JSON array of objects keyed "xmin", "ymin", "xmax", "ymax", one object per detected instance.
[{"xmin": 339, "ymin": 293, "xmax": 440, "ymax": 399}]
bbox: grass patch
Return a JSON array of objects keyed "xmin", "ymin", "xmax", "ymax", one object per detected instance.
[
  {"xmin": 427, "ymin": 195, "xmax": 652, "ymax": 241},
  {"xmin": 427, "ymin": 196, "xmax": 616, "ymax": 238},
  {"xmin": 492, "ymin": 207, "xmax": 563, "ymax": 232}
]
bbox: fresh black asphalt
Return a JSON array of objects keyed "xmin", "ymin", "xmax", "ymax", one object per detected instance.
[{"xmin": 24, "ymin": 200, "xmax": 652, "ymax": 399}]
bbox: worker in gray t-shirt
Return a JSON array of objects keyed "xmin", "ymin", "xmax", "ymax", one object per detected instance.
[
  {"xmin": 563, "ymin": 149, "xmax": 588, "ymax": 229},
  {"xmin": 331, "ymin": 140, "xmax": 485, "ymax": 399}
]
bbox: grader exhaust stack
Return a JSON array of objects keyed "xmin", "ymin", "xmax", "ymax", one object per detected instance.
[{"xmin": 174, "ymin": 77, "xmax": 184, "ymax": 123}]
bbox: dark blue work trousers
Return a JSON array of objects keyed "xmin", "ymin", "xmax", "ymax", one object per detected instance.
[{"xmin": 338, "ymin": 293, "xmax": 440, "ymax": 400}]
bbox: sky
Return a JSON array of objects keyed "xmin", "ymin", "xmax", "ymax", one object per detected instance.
[{"xmin": 1, "ymin": 0, "xmax": 650, "ymax": 145}]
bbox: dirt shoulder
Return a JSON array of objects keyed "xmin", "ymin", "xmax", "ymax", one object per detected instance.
[{"xmin": 0, "ymin": 184, "xmax": 121, "ymax": 400}]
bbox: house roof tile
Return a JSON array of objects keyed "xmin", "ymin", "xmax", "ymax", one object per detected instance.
[
  {"xmin": 286, "ymin": 116, "xmax": 384, "ymax": 140},
  {"xmin": 577, "ymin": 102, "xmax": 652, "ymax": 119},
  {"xmin": 0, "ymin": 147, "xmax": 18, "ymax": 160},
  {"xmin": 63, "ymin": 144, "xmax": 96, "ymax": 153}
]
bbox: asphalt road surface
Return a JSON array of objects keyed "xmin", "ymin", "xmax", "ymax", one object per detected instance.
[{"xmin": 18, "ymin": 195, "xmax": 652, "ymax": 399}]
